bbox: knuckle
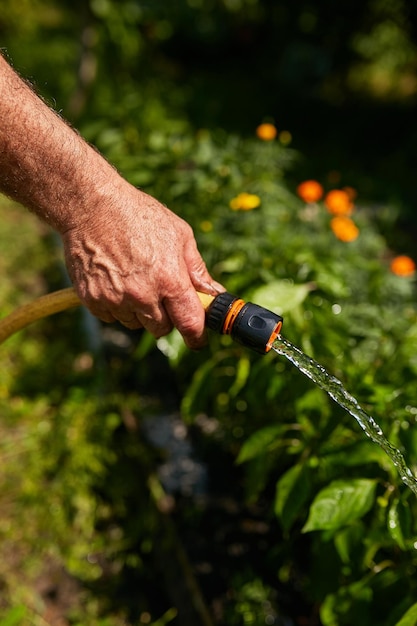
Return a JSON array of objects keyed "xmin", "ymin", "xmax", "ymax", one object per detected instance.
[
  {"xmin": 154, "ymin": 322, "xmax": 174, "ymax": 339},
  {"xmin": 178, "ymin": 314, "xmax": 204, "ymax": 343}
]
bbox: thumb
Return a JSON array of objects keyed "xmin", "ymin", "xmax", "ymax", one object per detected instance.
[{"xmin": 183, "ymin": 237, "xmax": 225, "ymax": 296}]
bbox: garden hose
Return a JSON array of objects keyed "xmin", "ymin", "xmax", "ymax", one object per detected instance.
[{"xmin": 0, "ymin": 287, "xmax": 283, "ymax": 354}]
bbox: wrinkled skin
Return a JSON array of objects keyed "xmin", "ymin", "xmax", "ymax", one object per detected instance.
[{"xmin": 62, "ymin": 185, "xmax": 223, "ymax": 348}]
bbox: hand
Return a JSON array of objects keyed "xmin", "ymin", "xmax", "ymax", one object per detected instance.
[
  {"xmin": 61, "ymin": 182, "xmax": 224, "ymax": 349},
  {"xmin": 0, "ymin": 54, "xmax": 224, "ymax": 346}
]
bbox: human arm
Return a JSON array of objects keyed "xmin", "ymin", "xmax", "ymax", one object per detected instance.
[{"xmin": 0, "ymin": 54, "xmax": 223, "ymax": 348}]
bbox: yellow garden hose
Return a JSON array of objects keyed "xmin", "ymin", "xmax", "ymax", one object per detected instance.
[
  {"xmin": 0, "ymin": 287, "xmax": 80, "ymax": 345},
  {"xmin": 0, "ymin": 287, "xmax": 215, "ymax": 346},
  {"xmin": 0, "ymin": 287, "xmax": 283, "ymax": 353}
]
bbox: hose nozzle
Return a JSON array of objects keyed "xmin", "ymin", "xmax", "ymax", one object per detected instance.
[{"xmin": 206, "ymin": 292, "xmax": 283, "ymax": 354}]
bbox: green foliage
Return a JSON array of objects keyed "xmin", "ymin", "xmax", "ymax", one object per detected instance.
[
  {"xmin": 1, "ymin": 0, "xmax": 417, "ymax": 624},
  {"xmin": 150, "ymin": 115, "xmax": 417, "ymax": 624},
  {"xmin": 395, "ymin": 603, "xmax": 417, "ymax": 626},
  {"xmin": 302, "ymin": 479, "xmax": 377, "ymax": 533}
]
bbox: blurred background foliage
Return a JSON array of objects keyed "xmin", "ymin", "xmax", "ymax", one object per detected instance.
[{"xmin": 1, "ymin": 1, "xmax": 417, "ymax": 624}]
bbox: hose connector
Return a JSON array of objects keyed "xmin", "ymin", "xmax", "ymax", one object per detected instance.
[{"xmin": 205, "ymin": 292, "xmax": 283, "ymax": 354}]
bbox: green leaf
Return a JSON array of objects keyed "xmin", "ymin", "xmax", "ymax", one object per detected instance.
[
  {"xmin": 321, "ymin": 440, "xmax": 389, "ymax": 470},
  {"xmin": 156, "ymin": 329, "xmax": 187, "ymax": 365},
  {"xmin": 181, "ymin": 358, "xmax": 218, "ymax": 422},
  {"xmin": 229, "ymin": 355, "xmax": 251, "ymax": 397},
  {"xmin": 395, "ymin": 603, "xmax": 417, "ymax": 626},
  {"xmin": 302, "ymin": 479, "xmax": 376, "ymax": 533},
  {"xmin": 320, "ymin": 580, "xmax": 372, "ymax": 626},
  {"xmin": 236, "ymin": 424, "xmax": 287, "ymax": 464},
  {"xmin": 334, "ymin": 523, "xmax": 364, "ymax": 564},
  {"xmin": 152, "ymin": 607, "xmax": 179, "ymax": 626},
  {"xmin": 215, "ymin": 254, "xmax": 247, "ymax": 275},
  {"xmin": 0, "ymin": 606, "xmax": 27, "ymax": 626},
  {"xmin": 387, "ymin": 497, "xmax": 411, "ymax": 551},
  {"xmin": 250, "ymin": 280, "xmax": 312, "ymax": 316},
  {"xmin": 295, "ymin": 387, "xmax": 330, "ymax": 414},
  {"xmin": 275, "ymin": 463, "xmax": 311, "ymax": 531}
]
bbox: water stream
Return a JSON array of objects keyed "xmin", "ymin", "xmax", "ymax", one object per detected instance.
[{"xmin": 272, "ymin": 335, "xmax": 417, "ymax": 496}]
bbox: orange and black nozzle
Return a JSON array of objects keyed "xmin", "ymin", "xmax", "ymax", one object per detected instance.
[{"xmin": 205, "ymin": 292, "xmax": 283, "ymax": 354}]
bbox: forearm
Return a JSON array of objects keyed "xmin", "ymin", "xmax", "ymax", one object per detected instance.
[
  {"xmin": 0, "ymin": 53, "xmax": 223, "ymax": 348},
  {"xmin": 0, "ymin": 54, "xmax": 118, "ymax": 233}
]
